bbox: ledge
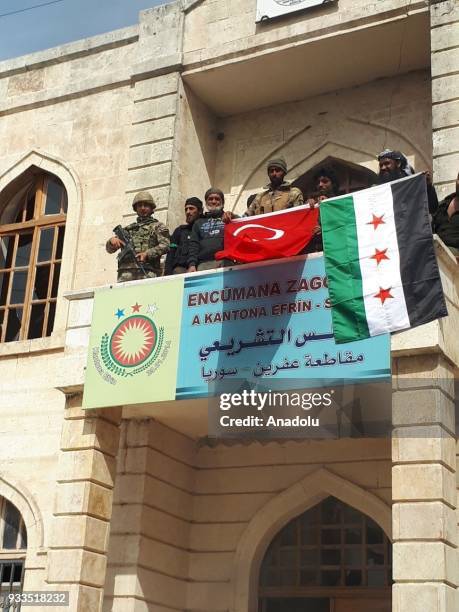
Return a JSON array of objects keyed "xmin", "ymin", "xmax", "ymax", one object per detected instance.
[
  {"xmin": 0, "ymin": 330, "xmax": 65, "ymax": 359},
  {"xmin": 0, "ymin": 26, "xmax": 138, "ymax": 78}
]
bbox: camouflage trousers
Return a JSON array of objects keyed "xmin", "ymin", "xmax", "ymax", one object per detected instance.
[{"xmin": 117, "ymin": 268, "xmax": 158, "ymax": 283}]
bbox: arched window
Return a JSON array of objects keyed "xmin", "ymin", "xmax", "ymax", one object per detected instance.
[
  {"xmin": 0, "ymin": 497, "xmax": 27, "ymax": 602},
  {"xmin": 0, "ymin": 172, "xmax": 67, "ymax": 343},
  {"xmin": 292, "ymin": 156, "xmax": 378, "ymax": 198},
  {"xmin": 258, "ymin": 496, "xmax": 391, "ymax": 612}
]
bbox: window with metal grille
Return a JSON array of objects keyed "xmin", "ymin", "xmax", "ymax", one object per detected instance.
[
  {"xmin": 259, "ymin": 496, "xmax": 392, "ymax": 593},
  {"xmin": 0, "ymin": 498, "xmax": 27, "ymax": 611},
  {"xmin": 0, "ymin": 173, "xmax": 67, "ymax": 343}
]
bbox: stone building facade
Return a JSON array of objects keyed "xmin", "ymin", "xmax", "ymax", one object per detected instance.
[{"xmin": 0, "ymin": 0, "xmax": 458, "ymax": 611}]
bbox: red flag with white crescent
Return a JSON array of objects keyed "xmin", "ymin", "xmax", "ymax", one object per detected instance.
[{"xmin": 215, "ymin": 205, "xmax": 319, "ymax": 263}]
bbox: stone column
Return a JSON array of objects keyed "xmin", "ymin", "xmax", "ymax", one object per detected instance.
[
  {"xmin": 392, "ymin": 355, "xmax": 458, "ymax": 612},
  {"xmin": 431, "ymin": 0, "xmax": 459, "ymax": 199},
  {"xmin": 45, "ymin": 393, "xmax": 121, "ymax": 611},
  {"xmin": 125, "ymin": 3, "xmax": 185, "ymax": 228}
]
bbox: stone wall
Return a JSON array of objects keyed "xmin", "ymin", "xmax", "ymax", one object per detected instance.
[
  {"xmin": 104, "ymin": 421, "xmax": 391, "ymax": 611},
  {"xmin": 213, "ymin": 70, "xmax": 432, "ymax": 214}
]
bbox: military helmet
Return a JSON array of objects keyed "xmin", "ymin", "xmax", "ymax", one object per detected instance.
[{"xmin": 132, "ymin": 191, "xmax": 156, "ymax": 211}]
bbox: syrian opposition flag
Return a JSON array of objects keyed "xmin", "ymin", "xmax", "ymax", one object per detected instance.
[
  {"xmin": 321, "ymin": 173, "xmax": 447, "ymax": 344},
  {"xmin": 215, "ymin": 205, "xmax": 319, "ymax": 263}
]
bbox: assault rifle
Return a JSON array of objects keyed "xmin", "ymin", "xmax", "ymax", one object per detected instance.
[{"xmin": 113, "ymin": 225, "xmax": 149, "ymax": 278}]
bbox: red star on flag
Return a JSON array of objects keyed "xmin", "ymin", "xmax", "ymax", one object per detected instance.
[
  {"xmin": 367, "ymin": 214, "xmax": 385, "ymax": 230},
  {"xmin": 374, "ymin": 287, "xmax": 393, "ymax": 305},
  {"xmin": 370, "ymin": 248, "xmax": 389, "ymax": 265},
  {"xmin": 131, "ymin": 303, "xmax": 142, "ymax": 313}
]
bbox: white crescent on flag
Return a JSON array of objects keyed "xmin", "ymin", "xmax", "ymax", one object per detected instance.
[{"xmin": 233, "ymin": 224, "xmax": 285, "ymax": 241}]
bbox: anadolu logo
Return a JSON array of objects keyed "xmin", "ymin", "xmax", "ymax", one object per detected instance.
[{"xmin": 98, "ymin": 302, "xmax": 164, "ymax": 378}]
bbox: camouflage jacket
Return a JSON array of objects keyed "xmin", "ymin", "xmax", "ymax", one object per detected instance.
[
  {"xmin": 247, "ymin": 181, "xmax": 303, "ymax": 216},
  {"xmin": 106, "ymin": 216, "xmax": 170, "ymax": 273}
]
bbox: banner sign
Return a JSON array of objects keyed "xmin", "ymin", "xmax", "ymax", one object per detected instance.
[
  {"xmin": 256, "ymin": 0, "xmax": 335, "ymax": 22},
  {"xmin": 83, "ymin": 256, "xmax": 390, "ymax": 409}
]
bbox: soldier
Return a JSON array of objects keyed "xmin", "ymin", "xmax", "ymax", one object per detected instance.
[
  {"xmin": 106, "ymin": 191, "xmax": 170, "ymax": 282},
  {"xmin": 247, "ymin": 157, "xmax": 303, "ymax": 216}
]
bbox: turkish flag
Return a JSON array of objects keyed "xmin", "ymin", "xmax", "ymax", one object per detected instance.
[{"xmin": 215, "ymin": 205, "xmax": 319, "ymax": 263}]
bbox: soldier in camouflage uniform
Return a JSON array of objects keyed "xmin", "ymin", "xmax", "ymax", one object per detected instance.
[
  {"xmin": 247, "ymin": 157, "xmax": 303, "ymax": 216},
  {"xmin": 106, "ymin": 191, "xmax": 170, "ymax": 282}
]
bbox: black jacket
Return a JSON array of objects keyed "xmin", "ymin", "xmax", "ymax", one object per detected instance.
[
  {"xmin": 433, "ymin": 192, "xmax": 459, "ymax": 249},
  {"xmin": 187, "ymin": 210, "xmax": 225, "ymax": 266},
  {"xmin": 164, "ymin": 223, "xmax": 194, "ymax": 274}
]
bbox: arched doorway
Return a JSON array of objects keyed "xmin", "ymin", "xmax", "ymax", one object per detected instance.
[
  {"xmin": 258, "ymin": 496, "xmax": 391, "ymax": 612},
  {"xmin": 292, "ymin": 156, "xmax": 377, "ymax": 197}
]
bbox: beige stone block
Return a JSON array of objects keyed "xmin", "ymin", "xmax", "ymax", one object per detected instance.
[
  {"xmin": 54, "ymin": 481, "xmax": 113, "ymax": 520},
  {"xmin": 392, "ymin": 389, "xmax": 455, "ymax": 433},
  {"xmin": 433, "ymin": 126, "xmax": 459, "ymax": 156},
  {"xmin": 126, "ymin": 446, "xmax": 195, "ymax": 490},
  {"xmin": 123, "ymin": 419, "xmax": 150, "ymax": 447},
  {"xmin": 194, "ymin": 463, "xmax": 315, "ymax": 494},
  {"xmin": 430, "ymin": 46, "xmax": 459, "ymax": 81},
  {"xmin": 393, "ymin": 542, "xmax": 458, "ymax": 584},
  {"xmin": 392, "ymin": 426, "xmax": 456, "ymax": 469},
  {"xmin": 107, "ymin": 534, "xmax": 141, "ymax": 566},
  {"xmin": 47, "ymin": 549, "xmax": 107, "ymax": 587},
  {"xmin": 127, "ymin": 162, "xmax": 172, "ymax": 191},
  {"xmin": 393, "ymin": 502, "xmax": 456, "ymax": 545},
  {"xmin": 189, "ymin": 522, "xmax": 246, "ymax": 552},
  {"xmin": 133, "ymin": 94, "xmax": 177, "ymax": 124},
  {"xmin": 395, "ymin": 355, "xmax": 454, "ymax": 383},
  {"xmin": 430, "ymin": 0, "xmax": 459, "ymax": 26},
  {"xmin": 66, "ymin": 392, "xmax": 85, "ymax": 411},
  {"xmin": 432, "ymin": 74, "xmax": 459, "ymax": 104},
  {"xmin": 431, "ymin": 23, "xmax": 459, "ymax": 53},
  {"xmin": 96, "ymin": 407, "xmax": 122, "ymax": 425},
  {"xmin": 128, "ymin": 140, "xmax": 173, "ymax": 169},
  {"xmin": 7, "ymin": 69, "xmax": 45, "ymax": 96},
  {"xmin": 110, "ymin": 566, "xmax": 186, "ymax": 608},
  {"xmin": 433, "ymin": 151, "xmax": 459, "ymax": 184},
  {"xmin": 103, "ymin": 597, "xmax": 149, "ymax": 612},
  {"xmin": 143, "ymin": 474, "xmax": 192, "ymax": 520},
  {"xmin": 145, "ymin": 420, "xmax": 197, "ymax": 464},
  {"xmin": 57, "ymin": 448, "xmax": 116, "ymax": 487},
  {"xmin": 392, "ymin": 464, "xmax": 456, "ymax": 506},
  {"xmin": 186, "ymin": 581, "xmax": 231, "ymax": 611},
  {"xmin": 188, "ymin": 551, "xmax": 233, "ymax": 581},
  {"xmin": 123, "ymin": 184, "xmax": 170, "ymax": 211},
  {"xmin": 139, "ymin": 506, "xmax": 190, "ymax": 547},
  {"xmin": 193, "ymin": 491, "xmax": 272, "ymax": 523},
  {"xmin": 65, "ymin": 327, "xmax": 90, "ymax": 351},
  {"xmin": 67, "ymin": 298, "xmax": 94, "ymax": 328},
  {"xmin": 69, "ymin": 584, "xmax": 103, "ymax": 612},
  {"xmin": 60, "ymin": 416, "xmax": 120, "ymax": 456},
  {"xmin": 433, "ymin": 100, "xmax": 459, "ymax": 131},
  {"xmin": 112, "ymin": 474, "xmax": 145, "ymax": 505},
  {"xmin": 110, "ymin": 504, "xmax": 142, "ymax": 535},
  {"xmin": 134, "ymin": 73, "xmax": 179, "ymax": 101},
  {"xmin": 130, "ymin": 116, "xmax": 176, "ymax": 147},
  {"xmin": 393, "ymin": 582, "xmax": 459, "ymax": 612},
  {"xmin": 138, "ymin": 537, "xmax": 188, "ymax": 578},
  {"xmin": 51, "ymin": 515, "xmax": 110, "ymax": 552}
]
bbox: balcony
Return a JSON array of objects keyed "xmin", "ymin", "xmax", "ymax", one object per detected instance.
[{"xmin": 59, "ymin": 237, "xmax": 459, "ymax": 439}]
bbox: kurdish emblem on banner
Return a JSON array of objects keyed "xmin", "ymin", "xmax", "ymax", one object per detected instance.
[
  {"xmin": 94, "ymin": 303, "xmax": 165, "ymax": 381},
  {"xmin": 83, "ymin": 279, "xmax": 183, "ymax": 409}
]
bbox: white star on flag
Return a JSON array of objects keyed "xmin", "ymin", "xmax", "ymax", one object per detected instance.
[{"xmin": 147, "ymin": 303, "xmax": 159, "ymax": 315}]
